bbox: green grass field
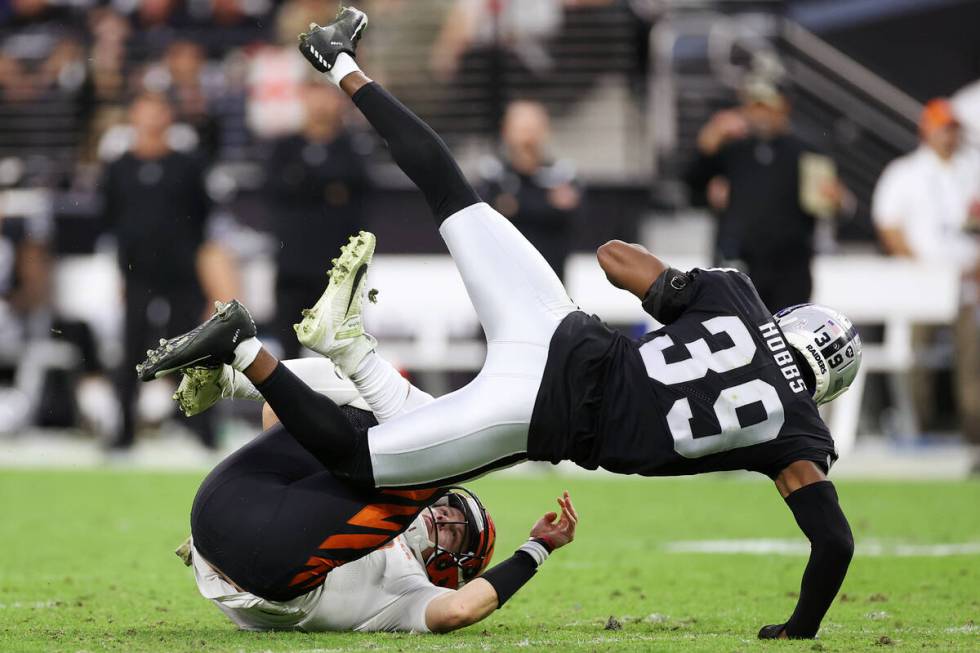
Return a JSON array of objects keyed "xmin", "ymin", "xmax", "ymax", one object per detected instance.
[{"xmin": 1, "ymin": 470, "xmax": 977, "ymax": 652}]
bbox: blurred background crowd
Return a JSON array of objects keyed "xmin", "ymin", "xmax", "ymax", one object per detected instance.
[{"xmin": 0, "ymin": 0, "xmax": 977, "ymax": 470}]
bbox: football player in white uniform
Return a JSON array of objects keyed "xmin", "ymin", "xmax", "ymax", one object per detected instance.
[
  {"xmin": 168, "ymin": 318, "xmax": 576, "ymax": 634},
  {"xmin": 186, "ymin": 482, "xmax": 575, "ymax": 633}
]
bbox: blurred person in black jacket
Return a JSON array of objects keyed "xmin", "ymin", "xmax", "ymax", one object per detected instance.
[
  {"xmin": 480, "ymin": 100, "xmax": 581, "ymax": 282},
  {"xmin": 265, "ymin": 80, "xmax": 369, "ymax": 359},
  {"xmin": 100, "ymin": 91, "xmax": 221, "ymax": 451},
  {"xmin": 686, "ymin": 80, "xmax": 844, "ymax": 313}
]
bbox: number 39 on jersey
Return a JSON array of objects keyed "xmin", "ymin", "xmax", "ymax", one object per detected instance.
[{"xmin": 639, "ymin": 316, "xmax": 804, "ymax": 459}]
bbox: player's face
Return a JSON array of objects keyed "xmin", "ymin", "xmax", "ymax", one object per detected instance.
[{"xmin": 423, "ymin": 506, "xmax": 467, "ymax": 554}]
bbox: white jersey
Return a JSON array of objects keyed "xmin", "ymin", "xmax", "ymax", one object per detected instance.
[
  {"xmin": 191, "ymin": 525, "xmax": 451, "ymax": 633},
  {"xmin": 872, "ymin": 145, "xmax": 980, "ymax": 269}
]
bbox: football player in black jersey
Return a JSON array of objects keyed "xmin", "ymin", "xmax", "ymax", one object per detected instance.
[{"xmin": 138, "ymin": 6, "xmax": 861, "ymax": 640}]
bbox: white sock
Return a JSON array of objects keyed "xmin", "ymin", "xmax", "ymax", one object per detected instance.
[
  {"xmin": 350, "ymin": 352, "xmax": 434, "ymax": 423},
  {"xmin": 231, "ymin": 337, "xmax": 262, "ymax": 373},
  {"xmin": 283, "ymin": 358, "xmax": 363, "ymax": 407},
  {"xmin": 223, "ymin": 366, "xmax": 262, "ymax": 401},
  {"xmin": 327, "ymin": 52, "xmax": 361, "ymax": 87},
  {"xmin": 226, "ymin": 357, "xmax": 368, "ymax": 407}
]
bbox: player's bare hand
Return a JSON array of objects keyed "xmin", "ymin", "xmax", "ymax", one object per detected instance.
[{"xmin": 529, "ymin": 491, "xmax": 578, "ymax": 550}]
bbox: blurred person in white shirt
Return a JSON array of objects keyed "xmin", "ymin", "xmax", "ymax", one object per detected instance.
[
  {"xmin": 872, "ymin": 98, "xmax": 980, "ymax": 460},
  {"xmin": 952, "ymin": 80, "xmax": 980, "ymax": 147}
]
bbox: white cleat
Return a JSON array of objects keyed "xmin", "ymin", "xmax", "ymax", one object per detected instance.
[
  {"xmin": 294, "ymin": 230, "xmax": 378, "ymax": 376},
  {"xmin": 172, "ymin": 365, "xmax": 257, "ymax": 417}
]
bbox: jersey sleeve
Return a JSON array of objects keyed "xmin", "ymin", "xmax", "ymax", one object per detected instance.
[
  {"xmin": 643, "ymin": 267, "xmax": 767, "ymax": 325},
  {"xmin": 371, "ymin": 579, "xmax": 452, "ymax": 633},
  {"xmin": 641, "ymin": 268, "xmax": 699, "ymax": 324},
  {"xmin": 359, "ymin": 541, "xmax": 453, "ymax": 633}
]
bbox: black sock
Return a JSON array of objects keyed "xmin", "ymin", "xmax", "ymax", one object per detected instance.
[
  {"xmin": 255, "ymin": 363, "xmax": 373, "ymax": 483},
  {"xmin": 783, "ymin": 481, "xmax": 854, "ymax": 638},
  {"xmin": 352, "ymin": 82, "xmax": 480, "ymax": 225}
]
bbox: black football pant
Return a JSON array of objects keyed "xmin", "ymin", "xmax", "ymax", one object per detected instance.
[{"xmin": 190, "ymin": 416, "xmax": 440, "ymax": 601}]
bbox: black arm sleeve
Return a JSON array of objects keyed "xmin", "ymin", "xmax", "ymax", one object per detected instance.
[
  {"xmin": 782, "ymin": 481, "xmax": 854, "ymax": 638},
  {"xmin": 480, "ymin": 550, "xmax": 538, "ymax": 608},
  {"xmin": 255, "ymin": 362, "xmax": 375, "ymax": 485},
  {"xmin": 351, "ymin": 82, "xmax": 480, "ymax": 225}
]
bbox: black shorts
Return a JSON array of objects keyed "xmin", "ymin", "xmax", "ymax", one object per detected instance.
[{"xmin": 190, "ymin": 411, "xmax": 441, "ymax": 601}]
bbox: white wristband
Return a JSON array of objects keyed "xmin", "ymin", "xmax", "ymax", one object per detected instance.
[
  {"xmin": 327, "ymin": 52, "xmax": 362, "ymax": 87},
  {"xmin": 518, "ymin": 539, "xmax": 550, "ymax": 567}
]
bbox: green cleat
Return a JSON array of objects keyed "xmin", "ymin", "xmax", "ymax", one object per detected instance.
[
  {"xmin": 294, "ymin": 231, "xmax": 378, "ymax": 376},
  {"xmin": 174, "ymin": 366, "xmax": 227, "ymax": 418},
  {"xmin": 173, "ymin": 364, "xmax": 262, "ymax": 417}
]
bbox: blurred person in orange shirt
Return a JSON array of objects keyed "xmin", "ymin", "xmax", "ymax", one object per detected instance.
[{"xmin": 872, "ymin": 98, "xmax": 980, "ymax": 460}]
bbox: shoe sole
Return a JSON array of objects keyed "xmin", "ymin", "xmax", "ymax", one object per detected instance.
[
  {"xmin": 351, "ymin": 11, "xmax": 368, "ymax": 43},
  {"xmin": 295, "ymin": 231, "xmax": 376, "ymax": 351},
  {"xmin": 173, "ymin": 367, "xmax": 224, "ymax": 417}
]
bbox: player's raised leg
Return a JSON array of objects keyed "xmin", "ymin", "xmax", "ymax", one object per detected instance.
[
  {"xmin": 289, "ymin": 7, "xmax": 576, "ymax": 487},
  {"xmin": 299, "ymin": 9, "xmax": 576, "ymax": 347},
  {"xmin": 138, "ymin": 301, "xmax": 370, "ymax": 474},
  {"xmin": 294, "ymin": 230, "xmax": 434, "ymax": 422},
  {"xmin": 171, "ymin": 229, "xmax": 435, "ymax": 425},
  {"xmin": 172, "ymin": 357, "xmax": 369, "ymax": 418}
]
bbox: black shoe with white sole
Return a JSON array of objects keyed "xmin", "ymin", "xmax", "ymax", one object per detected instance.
[
  {"xmin": 298, "ymin": 5, "xmax": 368, "ymax": 73},
  {"xmin": 136, "ymin": 300, "xmax": 257, "ymax": 382}
]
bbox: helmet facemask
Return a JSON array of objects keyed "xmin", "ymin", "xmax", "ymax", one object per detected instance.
[{"xmin": 421, "ymin": 487, "xmax": 496, "ymax": 588}]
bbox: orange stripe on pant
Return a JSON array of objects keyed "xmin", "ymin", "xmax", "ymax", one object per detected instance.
[
  {"xmin": 318, "ymin": 532, "xmax": 391, "ymax": 551},
  {"xmin": 287, "ymin": 490, "xmax": 441, "ymax": 590}
]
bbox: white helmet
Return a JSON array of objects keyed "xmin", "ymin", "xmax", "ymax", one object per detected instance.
[{"xmin": 775, "ymin": 303, "xmax": 862, "ymax": 405}]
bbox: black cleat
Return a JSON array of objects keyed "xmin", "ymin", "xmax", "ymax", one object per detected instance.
[
  {"xmin": 298, "ymin": 5, "xmax": 369, "ymax": 73},
  {"xmin": 758, "ymin": 623, "xmax": 787, "ymax": 639},
  {"xmin": 136, "ymin": 300, "xmax": 256, "ymax": 382}
]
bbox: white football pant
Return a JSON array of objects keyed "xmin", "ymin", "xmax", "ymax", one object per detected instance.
[{"xmin": 365, "ymin": 203, "xmax": 577, "ymax": 487}]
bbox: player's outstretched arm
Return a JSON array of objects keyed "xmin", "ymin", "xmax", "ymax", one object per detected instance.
[
  {"xmin": 760, "ymin": 461, "xmax": 854, "ymax": 639},
  {"xmin": 425, "ymin": 492, "xmax": 578, "ymax": 633},
  {"xmin": 597, "ymin": 240, "xmax": 669, "ymax": 299}
]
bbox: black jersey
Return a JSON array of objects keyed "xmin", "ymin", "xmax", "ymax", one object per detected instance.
[{"xmin": 527, "ymin": 267, "xmax": 836, "ymax": 479}]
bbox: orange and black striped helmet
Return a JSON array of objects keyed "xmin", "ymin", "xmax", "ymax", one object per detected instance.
[{"xmin": 424, "ymin": 487, "xmax": 496, "ymax": 588}]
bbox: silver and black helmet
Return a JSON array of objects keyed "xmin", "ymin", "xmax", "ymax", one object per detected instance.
[{"xmin": 775, "ymin": 303, "xmax": 862, "ymax": 405}]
